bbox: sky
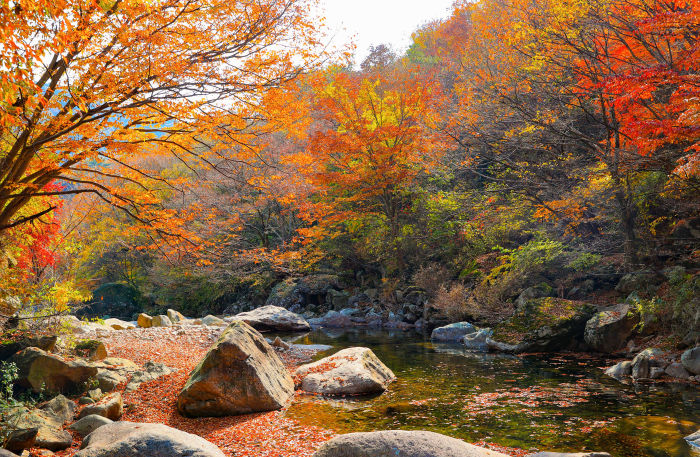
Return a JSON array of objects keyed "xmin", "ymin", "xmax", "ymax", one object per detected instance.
[{"xmin": 319, "ymin": 0, "xmax": 456, "ymax": 65}]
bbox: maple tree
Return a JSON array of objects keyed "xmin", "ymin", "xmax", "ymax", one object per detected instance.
[
  {"xmin": 289, "ymin": 65, "xmax": 444, "ymax": 271},
  {"xmin": 0, "ymin": 0, "xmax": 323, "ymax": 245}
]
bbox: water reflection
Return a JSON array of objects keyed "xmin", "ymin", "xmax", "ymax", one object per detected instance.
[{"xmin": 280, "ymin": 329, "xmax": 700, "ymax": 457}]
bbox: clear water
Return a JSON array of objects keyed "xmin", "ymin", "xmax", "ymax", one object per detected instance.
[{"xmin": 282, "ymin": 328, "xmax": 700, "ymax": 457}]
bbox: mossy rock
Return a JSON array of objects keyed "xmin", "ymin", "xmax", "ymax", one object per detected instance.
[{"xmin": 491, "ymin": 297, "xmax": 595, "ymax": 352}]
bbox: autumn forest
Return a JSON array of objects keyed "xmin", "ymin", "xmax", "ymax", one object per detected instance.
[{"xmin": 0, "ymin": 0, "xmax": 699, "ymax": 456}]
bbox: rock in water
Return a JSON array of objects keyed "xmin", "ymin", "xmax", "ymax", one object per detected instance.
[
  {"xmin": 681, "ymin": 346, "xmax": 700, "ymax": 375},
  {"xmin": 312, "ymin": 430, "xmax": 509, "ymax": 457},
  {"xmin": 431, "ymin": 322, "xmax": 477, "ymax": 342},
  {"xmin": 74, "ymin": 421, "xmax": 226, "ymax": 457},
  {"xmin": 487, "ymin": 298, "xmax": 595, "ymax": 353},
  {"xmin": 463, "ymin": 328, "xmax": 492, "ymax": 352},
  {"xmin": 12, "ymin": 348, "xmax": 97, "ymax": 394},
  {"xmin": 232, "ymin": 305, "xmax": 311, "ymax": 332},
  {"xmin": 295, "ymin": 347, "xmax": 395, "ymax": 395},
  {"xmin": 604, "ymin": 361, "xmax": 632, "ymax": 380},
  {"xmin": 584, "ymin": 303, "xmax": 638, "ymax": 353},
  {"xmin": 177, "ymin": 321, "xmax": 294, "ymax": 417}
]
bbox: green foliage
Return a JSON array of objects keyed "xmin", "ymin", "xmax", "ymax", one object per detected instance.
[{"xmin": 0, "ymin": 361, "xmax": 18, "ymax": 408}]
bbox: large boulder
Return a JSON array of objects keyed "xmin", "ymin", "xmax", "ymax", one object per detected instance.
[
  {"xmin": 584, "ymin": 304, "xmax": 638, "ymax": 353},
  {"xmin": 232, "ymin": 305, "xmax": 311, "ymax": 332},
  {"xmin": 78, "ymin": 392, "xmax": 123, "ymax": 420},
  {"xmin": 12, "ymin": 348, "xmax": 98, "ymax": 394},
  {"xmin": 312, "ymin": 430, "xmax": 509, "ymax": 457},
  {"xmin": 431, "ymin": 322, "xmax": 476, "ymax": 342},
  {"xmin": 295, "ymin": 347, "xmax": 395, "ymax": 396},
  {"xmin": 665, "ymin": 362, "xmax": 691, "ymax": 379},
  {"xmin": 74, "ymin": 421, "xmax": 226, "ymax": 457},
  {"xmin": 681, "ymin": 346, "xmax": 700, "ymax": 375},
  {"xmin": 487, "ymin": 298, "xmax": 595, "ymax": 353},
  {"xmin": 177, "ymin": 321, "xmax": 294, "ymax": 417}
]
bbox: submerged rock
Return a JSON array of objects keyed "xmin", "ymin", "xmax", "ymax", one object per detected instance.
[
  {"xmin": 75, "ymin": 421, "xmax": 225, "ymax": 457},
  {"xmin": 463, "ymin": 328, "xmax": 492, "ymax": 352},
  {"xmin": 295, "ymin": 347, "xmax": 395, "ymax": 396},
  {"xmin": 584, "ymin": 303, "xmax": 638, "ymax": 353},
  {"xmin": 312, "ymin": 430, "xmax": 509, "ymax": 457},
  {"xmin": 431, "ymin": 322, "xmax": 476, "ymax": 342},
  {"xmin": 177, "ymin": 321, "xmax": 294, "ymax": 417},
  {"xmin": 232, "ymin": 305, "xmax": 310, "ymax": 332}
]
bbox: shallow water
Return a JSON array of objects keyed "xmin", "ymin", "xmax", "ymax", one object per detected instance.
[{"xmin": 282, "ymin": 328, "xmax": 700, "ymax": 457}]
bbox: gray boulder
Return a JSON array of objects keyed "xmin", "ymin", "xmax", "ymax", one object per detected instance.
[
  {"xmin": 177, "ymin": 321, "xmax": 294, "ymax": 417},
  {"xmin": 312, "ymin": 430, "xmax": 509, "ymax": 457},
  {"xmin": 665, "ymin": 362, "xmax": 691, "ymax": 379},
  {"xmin": 74, "ymin": 421, "xmax": 225, "ymax": 457},
  {"xmin": 68, "ymin": 415, "xmax": 113, "ymax": 437},
  {"xmin": 631, "ymin": 348, "xmax": 669, "ymax": 380},
  {"xmin": 12, "ymin": 347, "xmax": 98, "ymax": 394},
  {"xmin": 232, "ymin": 305, "xmax": 310, "ymax": 332},
  {"xmin": 584, "ymin": 304, "xmax": 638, "ymax": 353},
  {"xmin": 309, "ymin": 310, "xmax": 353, "ymax": 328},
  {"xmin": 681, "ymin": 346, "xmax": 700, "ymax": 375},
  {"xmin": 295, "ymin": 347, "xmax": 395, "ymax": 395},
  {"xmin": 463, "ymin": 328, "xmax": 492, "ymax": 352},
  {"xmin": 431, "ymin": 322, "xmax": 476, "ymax": 342}
]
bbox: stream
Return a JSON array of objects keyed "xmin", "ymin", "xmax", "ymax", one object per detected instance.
[{"xmin": 280, "ymin": 328, "xmax": 700, "ymax": 457}]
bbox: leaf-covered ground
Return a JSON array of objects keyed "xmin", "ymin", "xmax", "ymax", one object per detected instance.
[{"xmin": 55, "ymin": 326, "xmax": 335, "ymax": 457}]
